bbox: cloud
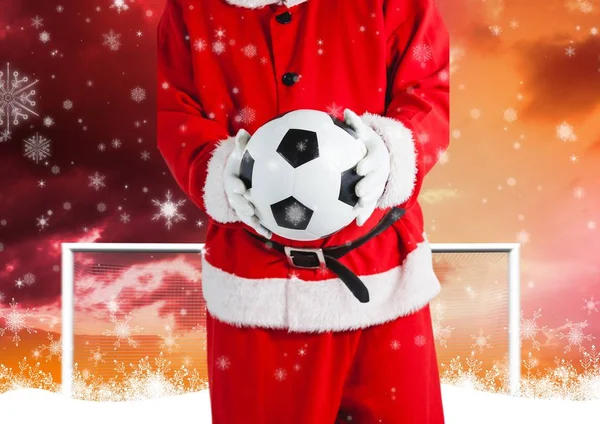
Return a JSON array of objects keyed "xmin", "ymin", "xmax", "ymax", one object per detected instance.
[{"xmin": 514, "ymin": 35, "xmax": 600, "ymax": 121}]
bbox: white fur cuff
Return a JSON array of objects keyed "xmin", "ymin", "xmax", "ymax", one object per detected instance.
[
  {"xmin": 361, "ymin": 113, "xmax": 418, "ymax": 209},
  {"xmin": 202, "ymin": 136, "xmax": 241, "ymax": 224}
]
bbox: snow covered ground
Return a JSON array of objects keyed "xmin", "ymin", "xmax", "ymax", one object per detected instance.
[{"xmin": 0, "ymin": 385, "xmax": 598, "ymax": 423}]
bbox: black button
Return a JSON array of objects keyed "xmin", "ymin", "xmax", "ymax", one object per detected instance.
[
  {"xmin": 275, "ymin": 11, "xmax": 292, "ymax": 24},
  {"xmin": 282, "ymin": 72, "xmax": 299, "ymax": 86}
]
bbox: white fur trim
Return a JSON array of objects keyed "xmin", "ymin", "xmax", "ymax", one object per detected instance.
[
  {"xmin": 224, "ymin": 0, "xmax": 308, "ymax": 9},
  {"xmin": 201, "ymin": 238, "xmax": 440, "ymax": 332},
  {"xmin": 202, "ymin": 136, "xmax": 241, "ymax": 224},
  {"xmin": 361, "ymin": 113, "xmax": 418, "ymax": 209}
]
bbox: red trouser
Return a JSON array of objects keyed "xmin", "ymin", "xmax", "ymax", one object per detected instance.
[{"xmin": 206, "ymin": 304, "xmax": 444, "ymax": 423}]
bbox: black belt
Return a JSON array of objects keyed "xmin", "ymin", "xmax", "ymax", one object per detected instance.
[{"xmin": 244, "ymin": 206, "xmax": 405, "ymax": 303}]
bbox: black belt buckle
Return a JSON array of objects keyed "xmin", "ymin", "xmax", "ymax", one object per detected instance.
[{"xmin": 284, "ymin": 246, "xmax": 326, "ymax": 269}]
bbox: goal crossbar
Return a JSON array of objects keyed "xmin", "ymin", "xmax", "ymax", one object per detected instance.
[{"xmin": 61, "ymin": 242, "xmax": 521, "ymax": 397}]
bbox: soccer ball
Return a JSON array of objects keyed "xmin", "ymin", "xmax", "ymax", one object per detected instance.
[{"xmin": 238, "ymin": 109, "xmax": 367, "ymax": 241}]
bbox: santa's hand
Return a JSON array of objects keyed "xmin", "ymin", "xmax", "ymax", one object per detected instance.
[
  {"xmin": 344, "ymin": 109, "xmax": 391, "ymax": 227},
  {"xmin": 224, "ymin": 128, "xmax": 273, "ymax": 239}
]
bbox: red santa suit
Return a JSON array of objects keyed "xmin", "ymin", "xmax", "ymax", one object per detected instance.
[{"xmin": 157, "ymin": 0, "xmax": 449, "ymax": 422}]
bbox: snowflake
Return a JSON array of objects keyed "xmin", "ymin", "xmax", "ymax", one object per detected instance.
[
  {"xmin": 151, "ymin": 190, "xmax": 186, "ymax": 229},
  {"xmin": 103, "ymin": 30, "xmax": 122, "ymax": 51},
  {"xmin": 193, "ymin": 39, "xmax": 207, "ymax": 52},
  {"xmin": 390, "ymin": 340, "xmax": 401, "ymax": 350},
  {"xmin": 131, "ymin": 86, "xmax": 146, "ymax": 103},
  {"xmin": 414, "ymin": 334, "xmax": 427, "ymax": 347},
  {"xmin": 43, "ymin": 116, "xmax": 54, "ymax": 127},
  {"xmin": 521, "ymin": 309, "xmax": 548, "ymax": 350},
  {"xmin": 516, "ymin": 230, "xmax": 530, "ymax": 244},
  {"xmin": 111, "ymin": 138, "xmax": 121, "ymax": 148},
  {"xmin": 214, "ymin": 28, "xmax": 226, "ymax": 38},
  {"xmin": 0, "ymin": 63, "xmax": 40, "ymax": 136},
  {"xmin": 412, "ymin": 43, "xmax": 433, "ymax": 67},
  {"xmin": 0, "ymin": 243, "xmax": 3, "ymax": 253},
  {"xmin": 120, "ymin": 212, "xmax": 131, "ymax": 223},
  {"xmin": 216, "ymin": 356, "xmax": 230, "ymax": 370},
  {"xmin": 582, "ymin": 296, "xmax": 599, "ymax": 315},
  {"xmin": 39, "ymin": 333, "xmax": 61, "ymax": 361},
  {"xmin": 212, "ymin": 41, "xmax": 226, "ymax": 55},
  {"xmin": 89, "ymin": 347, "xmax": 107, "ymax": 366},
  {"xmin": 573, "ymin": 187, "xmax": 585, "ymax": 199},
  {"xmin": 509, "ymin": 19, "xmax": 519, "ymax": 29},
  {"xmin": 285, "ymin": 203, "xmax": 308, "ymax": 226},
  {"xmin": 296, "ymin": 140, "xmax": 307, "ymax": 152},
  {"xmin": 0, "ymin": 298, "xmax": 37, "ymax": 345},
  {"xmin": 431, "ymin": 302, "xmax": 454, "ymax": 348},
  {"xmin": 31, "ymin": 16, "xmax": 44, "ymax": 29},
  {"xmin": 97, "ymin": 203, "xmax": 107, "ymax": 213},
  {"xmin": 470, "ymin": 108, "xmax": 481, "ymax": 119},
  {"xmin": 503, "ymin": 108, "xmax": 518, "ymax": 123},
  {"xmin": 581, "ymin": 345, "xmax": 600, "ymax": 370},
  {"xmin": 0, "ymin": 292, "xmax": 5, "ymax": 303},
  {"xmin": 0, "ymin": 128, "xmax": 10, "ymax": 142},
  {"xmin": 565, "ymin": 46, "xmax": 576, "ymax": 57},
  {"xmin": 489, "ymin": 25, "xmax": 502, "ymax": 36},
  {"xmin": 556, "ymin": 121, "xmax": 576, "ymax": 142},
  {"xmin": 437, "ymin": 149, "xmax": 449, "ymax": 165},
  {"xmin": 471, "ymin": 329, "xmax": 492, "ymax": 353},
  {"xmin": 36, "ymin": 215, "xmax": 50, "ymax": 230},
  {"xmin": 141, "ymin": 151, "xmax": 151, "ymax": 160},
  {"xmin": 22, "ymin": 273, "xmax": 35, "ymax": 286},
  {"xmin": 102, "ymin": 313, "xmax": 142, "ymax": 350},
  {"xmin": 105, "ymin": 298, "xmax": 120, "ymax": 314},
  {"xmin": 89, "ymin": 171, "xmax": 106, "ymax": 191},
  {"xmin": 62, "ymin": 99, "xmax": 73, "ymax": 110},
  {"xmin": 557, "ymin": 320, "xmax": 595, "ymax": 353},
  {"xmin": 578, "ymin": 0, "xmax": 593, "ymax": 13},
  {"xmin": 234, "ymin": 106, "xmax": 256, "ymax": 124},
  {"xmin": 274, "ymin": 368, "xmax": 287, "ymax": 381},
  {"xmin": 23, "ymin": 132, "xmax": 51, "ymax": 164},
  {"xmin": 159, "ymin": 326, "xmax": 181, "ymax": 354},
  {"xmin": 39, "ymin": 31, "xmax": 50, "ymax": 43},
  {"xmin": 51, "ymin": 165, "xmax": 60, "ymax": 174},
  {"xmin": 110, "ymin": 0, "xmax": 130, "ymax": 13},
  {"xmin": 325, "ymin": 102, "xmax": 343, "ymax": 118},
  {"xmin": 241, "ymin": 44, "xmax": 257, "ymax": 58}
]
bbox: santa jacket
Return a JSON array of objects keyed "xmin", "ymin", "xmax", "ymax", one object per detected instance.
[{"xmin": 157, "ymin": 0, "xmax": 450, "ymax": 333}]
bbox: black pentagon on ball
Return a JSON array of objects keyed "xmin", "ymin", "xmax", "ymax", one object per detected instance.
[
  {"xmin": 238, "ymin": 150, "xmax": 255, "ymax": 190},
  {"xmin": 339, "ymin": 165, "xmax": 363, "ymax": 207},
  {"xmin": 271, "ymin": 196, "xmax": 314, "ymax": 230},
  {"xmin": 276, "ymin": 129, "xmax": 319, "ymax": 168},
  {"xmin": 330, "ymin": 114, "xmax": 358, "ymax": 139}
]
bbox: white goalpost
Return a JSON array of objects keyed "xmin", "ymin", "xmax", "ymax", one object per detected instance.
[{"xmin": 61, "ymin": 242, "xmax": 521, "ymax": 398}]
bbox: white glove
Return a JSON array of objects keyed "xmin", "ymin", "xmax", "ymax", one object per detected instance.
[
  {"xmin": 223, "ymin": 129, "xmax": 273, "ymax": 239},
  {"xmin": 343, "ymin": 109, "xmax": 391, "ymax": 227}
]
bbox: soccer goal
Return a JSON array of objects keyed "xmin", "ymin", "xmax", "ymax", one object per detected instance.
[{"xmin": 61, "ymin": 242, "xmax": 520, "ymax": 398}]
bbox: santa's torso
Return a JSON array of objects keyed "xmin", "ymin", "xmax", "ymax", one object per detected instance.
[{"xmin": 178, "ymin": 0, "xmax": 441, "ymax": 332}]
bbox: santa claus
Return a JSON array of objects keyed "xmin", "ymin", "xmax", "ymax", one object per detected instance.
[{"xmin": 157, "ymin": 0, "xmax": 449, "ymax": 422}]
